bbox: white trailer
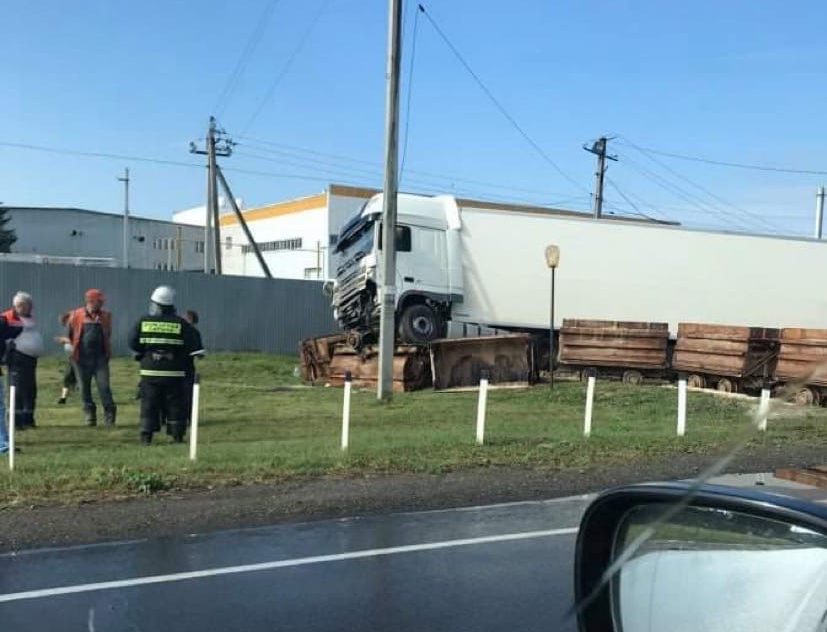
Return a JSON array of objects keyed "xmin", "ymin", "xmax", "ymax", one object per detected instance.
[{"xmin": 331, "ymin": 193, "xmax": 827, "ymax": 348}]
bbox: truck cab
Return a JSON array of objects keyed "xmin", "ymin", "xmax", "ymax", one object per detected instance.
[{"xmin": 331, "ymin": 193, "xmax": 463, "ymax": 346}]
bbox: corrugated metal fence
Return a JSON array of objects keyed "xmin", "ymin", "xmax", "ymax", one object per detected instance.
[{"xmin": 0, "ymin": 262, "xmax": 338, "ymax": 356}]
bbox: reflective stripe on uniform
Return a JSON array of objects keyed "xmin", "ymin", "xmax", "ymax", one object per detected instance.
[
  {"xmin": 140, "ymin": 321, "xmax": 182, "ymax": 335},
  {"xmin": 140, "ymin": 369, "xmax": 186, "ymax": 377},
  {"xmin": 139, "ymin": 337, "xmax": 184, "ymax": 345}
]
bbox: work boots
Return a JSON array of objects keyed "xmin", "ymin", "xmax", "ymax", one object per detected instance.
[
  {"xmin": 85, "ymin": 404, "xmax": 97, "ymax": 427},
  {"xmin": 104, "ymin": 406, "xmax": 117, "ymax": 427}
]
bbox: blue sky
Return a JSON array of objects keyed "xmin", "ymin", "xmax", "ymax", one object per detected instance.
[{"xmin": 3, "ymin": 0, "xmax": 825, "ymax": 235}]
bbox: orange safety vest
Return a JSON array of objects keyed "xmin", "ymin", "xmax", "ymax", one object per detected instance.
[{"xmin": 68, "ymin": 307, "xmax": 112, "ymax": 361}]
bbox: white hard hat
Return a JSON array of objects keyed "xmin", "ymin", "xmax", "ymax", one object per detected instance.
[{"xmin": 150, "ymin": 285, "xmax": 176, "ymax": 306}]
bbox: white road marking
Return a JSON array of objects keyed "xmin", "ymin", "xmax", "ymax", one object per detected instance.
[{"xmin": 0, "ymin": 527, "xmax": 578, "ymax": 604}]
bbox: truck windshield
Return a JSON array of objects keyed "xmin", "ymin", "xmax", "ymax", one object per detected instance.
[{"xmin": 335, "ymin": 215, "xmax": 375, "ymax": 257}]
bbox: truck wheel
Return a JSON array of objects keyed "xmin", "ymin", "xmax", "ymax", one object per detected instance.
[
  {"xmin": 794, "ymin": 386, "xmax": 819, "ymax": 406},
  {"xmin": 622, "ymin": 370, "xmax": 643, "ymax": 385},
  {"xmin": 687, "ymin": 374, "xmax": 706, "ymax": 389},
  {"xmin": 716, "ymin": 378, "xmax": 737, "ymax": 393},
  {"xmin": 399, "ymin": 304, "xmax": 442, "ymax": 344}
]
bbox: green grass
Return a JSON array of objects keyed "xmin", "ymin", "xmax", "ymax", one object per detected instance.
[{"xmin": 1, "ymin": 353, "xmax": 826, "ymax": 506}]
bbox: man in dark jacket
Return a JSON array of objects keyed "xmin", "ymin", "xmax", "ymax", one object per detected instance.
[
  {"xmin": 0, "ymin": 310, "xmax": 23, "ymax": 453},
  {"xmin": 3, "ymin": 292, "xmax": 44, "ymax": 430},
  {"xmin": 129, "ymin": 286, "xmax": 203, "ymax": 444},
  {"xmin": 67, "ymin": 289, "xmax": 116, "ymax": 426}
]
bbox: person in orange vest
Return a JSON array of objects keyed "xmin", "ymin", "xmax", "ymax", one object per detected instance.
[
  {"xmin": 67, "ymin": 289, "xmax": 116, "ymax": 426},
  {"xmin": 3, "ymin": 292, "xmax": 44, "ymax": 430}
]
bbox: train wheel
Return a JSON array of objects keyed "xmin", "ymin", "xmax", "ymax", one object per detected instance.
[
  {"xmin": 622, "ymin": 370, "xmax": 644, "ymax": 385},
  {"xmin": 716, "ymin": 378, "xmax": 737, "ymax": 393},
  {"xmin": 794, "ymin": 387, "xmax": 818, "ymax": 406},
  {"xmin": 687, "ymin": 374, "xmax": 706, "ymax": 389}
]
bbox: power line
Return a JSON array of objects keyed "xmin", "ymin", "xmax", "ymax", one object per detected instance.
[
  {"xmin": 214, "ymin": 0, "xmax": 283, "ymax": 118},
  {"xmin": 240, "ymin": 0, "xmax": 333, "ymax": 136},
  {"xmin": 618, "ymin": 138, "xmax": 782, "ymax": 233},
  {"xmin": 417, "ymin": 3, "xmax": 588, "ymax": 195},
  {"xmin": 399, "ymin": 2, "xmax": 422, "ymax": 183},
  {"xmin": 0, "ymin": 140, "xmax": 206, "ymax": 170},
  {"xmin": 617, "ymin": 152, "xmax": 752, "ymax": 232},
  {"xmin": 238, "ymin": 136, "xmax": 587, "ymax": 202},
  {"xmin": 604, "ymin": 177, "xmax": 667, "ymax": 223},
  {"xmin": 617, "ymin": 141, "xmax": 827, "ymax": 177}
]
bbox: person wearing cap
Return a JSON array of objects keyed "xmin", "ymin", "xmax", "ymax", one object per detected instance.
[
  {"xmin": 2, "ymin": 292, "xmax": 45, "ymax": 430},
  {"xmin": 0, "ymin": 302, "xmax": 25, "ymax": 453},
  {"xmin": 129, "ymin": 286, "xmax": 204, "ymax": 444},
  {"xmin": 67, "ymin": 289, "xmax": 116, "ymax": 426}
]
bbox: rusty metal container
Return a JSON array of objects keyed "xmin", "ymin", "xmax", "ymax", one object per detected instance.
[
  {"xmin": 298, "ymin": 333, "xmax": 347, "ymax": 382},
  {"xmin": 559, "ymin": 319, "xmax": 669, "ymax": 370},
  {"xmin": 775, "ymin": 328, "xmax": 827, "ymax": 387},
  {"xmin": 672, "ymin": 323, "xmax": 779, "ymax": 379},
  {"xmin": 327, "ymin": 345, "xmax": 431, "ymax": 392},
  {"xmin": 430, "ymin": 334, "xmax": 535, "ymax": 390}
]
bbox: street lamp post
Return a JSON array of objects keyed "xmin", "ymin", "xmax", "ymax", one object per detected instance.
[{"xmin": 545, "ymin": 245, "xmax": 560, "ymax": 388}]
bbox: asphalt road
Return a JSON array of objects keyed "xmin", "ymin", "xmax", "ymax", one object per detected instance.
[{"xmin": 0, "ymin": 494, "xmax": 592, "ymax": 632}]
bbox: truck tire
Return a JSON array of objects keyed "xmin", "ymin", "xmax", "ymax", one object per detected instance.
[{"xmin": 399, "ymin": 304, "xmax": 442, "ymax": 344}]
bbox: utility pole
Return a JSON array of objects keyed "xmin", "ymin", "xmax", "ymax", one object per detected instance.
[
  {"xmin": 190, "ymin": 116, "xmax": 232, "ymax": 274},
  {"xmin": 176, "ymin": 225, "xmax": 183, "ymax": 270},
  {"xmin": 117, "ymin": 167, "xmax": 130, "ymax": 267},
  {"xmin": 816, "ymin": 186, "xmax": 825, "ymax": 239},
  {"xmin": 377, "ymin": 0, "xmax": 403, "ymax": 402},
  {"xmin": 583, "ymin": 136, "xmax": 617, "ymax": 219}
]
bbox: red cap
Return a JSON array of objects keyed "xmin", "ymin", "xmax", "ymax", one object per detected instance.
[{"xmin": 85, "ymin": 289, "xmax": 105, "ymax": 303}]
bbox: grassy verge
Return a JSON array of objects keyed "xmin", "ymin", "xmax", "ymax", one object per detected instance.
[{"xmin": 1, "ymin": 353, "xmax": 826, "ymax": 506}]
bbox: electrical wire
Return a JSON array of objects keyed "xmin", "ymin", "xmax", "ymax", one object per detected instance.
[
  {"xmin": 617, "ymin": 152, "xmax": 752, "ymax": 232},
  {"xmin": 239, "ymin": 135, "xmax": 582, "ymax": 201},
  {"xmin": 617, "ymin": 142, "xmax": 827, "ymax": 177},
  {"xmin": 604, "ymin": 178, "xmax": 667, "ymax": 223},
  {"xmin": 214, "ymin": 0, "xmax": 283, "ymax": 118},
  {"xmin": 618, "ymin": 137, "xmax": 782, "ymax": 233},
  {"xmin": 417, "ymin": 3, "xmax": 588, "ymax": 195},
  {"xmin": 399, "ymin": 2, "xmax": 422, "ymax": 183},
  {"xmin": 240, "ymin": 0, "xmax": 333, "ymax": 136}
]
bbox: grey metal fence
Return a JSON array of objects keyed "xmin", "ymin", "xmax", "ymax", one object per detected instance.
[{"xmin": 0, "ymin": 262, "xmax": 338, "ymax": 356}]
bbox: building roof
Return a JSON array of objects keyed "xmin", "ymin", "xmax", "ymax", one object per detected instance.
[
  {"xmin": 3, "ymin": 206, "xmax": 202, "ymax": 228},
  {"xmin": 218, "ymin": 183, "xmax": 677, "ymax": 227}
]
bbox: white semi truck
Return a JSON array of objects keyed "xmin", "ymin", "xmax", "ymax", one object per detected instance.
[{"xmin": 331, "ymin": 193, "xmax": 827, "ymax": 350}]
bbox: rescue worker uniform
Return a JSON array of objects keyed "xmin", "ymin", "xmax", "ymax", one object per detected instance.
[
  {"xmin": 67, "ymin": 291, "xmax": 116, "ymax": 426},
  {"xmin": 129, "ymin": 288, "xmax": 202, "ymax": 444},
  {"xmin": 3, "ymin": 304, "xmax": 43, "ymax": 430}
]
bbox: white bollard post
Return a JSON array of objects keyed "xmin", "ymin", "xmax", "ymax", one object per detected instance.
[
  {"xmin": 341, "ymin": 371, "xmax": 352, "ymax": 451},
  {"xmin": 584, "ymin": 375, "xmax": 595, "ymax": 438},
  {"xmin": 476, "ymin": 377, "xmax": 489, "ymax": 445},
  {"xmin": 677, "ymin": 379, "xmax": 687, "ymax": 437},
  {"xmin": 189, "ymin": 378, "xmax": 201, "ymax": 461},
  {"xmin": 758, "ymin": 388, "xmax": 770, "ymax": 432},
  {"xmin": 8, "ymin": 385, "xmax": 15, "ymax": 471}
]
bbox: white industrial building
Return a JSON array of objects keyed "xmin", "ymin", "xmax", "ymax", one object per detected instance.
[
  {"xmin": 173, "ymin": 183, "xmax": 605, "ymax": 280},
  {"xmin": 3, "ymin": 206, "xmax": 205, "ymax": 271}
]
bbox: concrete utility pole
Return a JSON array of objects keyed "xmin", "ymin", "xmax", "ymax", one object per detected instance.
[
  {"xmin": 583, "ymin": 137, "xmax": 617, "ymax": 219},
  {"xmin": 377, "ymin": 0, "xmax": 403, "ymax": 402},
  {"xmin": 117, "ymin": 167, "xmax": 130, "ymax": 267},
  {"xmin": 816, "ymin": 186, "xmax": 825, "ymax": 239},
  {"xmin": 191, "ymin": 116, "xmax": 232, "ymax": 273}
]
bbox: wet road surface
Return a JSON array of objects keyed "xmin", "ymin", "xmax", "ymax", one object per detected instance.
[{"xmin": 0, "ymin": 494, "xmax": 592, "ymax": 631}]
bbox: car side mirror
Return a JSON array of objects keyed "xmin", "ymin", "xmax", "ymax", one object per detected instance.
[{"xmin": 574, "ymin": 483, "xmax": 827, "ymax": 632}]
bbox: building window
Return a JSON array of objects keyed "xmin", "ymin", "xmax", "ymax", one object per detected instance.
[
  {"xmin": 226, "ymin": 236, "xmax": 232, "ymax": 251},
  {"xmin": 304, "ymin": 267, "xmax": 322, "ymax": 279},
  {"xmin": 242, "ymin": 237, "xmax": 302, "ymax": 255},
  {"xmin": 195, "ymin": 241, "xmax": 205, "ymax": 254},
  {"xmin": 329, "ymin": 234, "xmax": 338, "ymax": 247}
]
